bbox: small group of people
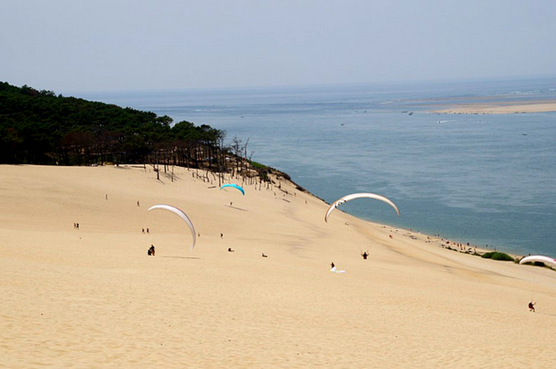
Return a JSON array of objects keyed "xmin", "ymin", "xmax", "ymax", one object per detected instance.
[
  {"xmin": 147, "ymin": 245, "xmax": 156, "ymax": 256},
  {"xmin": 142, "ymin": 228, "xmax": 150, "ymax": 234},
  {"xmin": 73, "ymin": 223, "xmax": 80, "ymax": 229}
]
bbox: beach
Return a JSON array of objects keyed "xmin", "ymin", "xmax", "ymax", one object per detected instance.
[
  {"xmin": 2, "ymin": 164, "xmax": 556, "ymax": 368},
  {"xmin": 431, "ymin": 100, "xmax": 556, "ymax": 114}
]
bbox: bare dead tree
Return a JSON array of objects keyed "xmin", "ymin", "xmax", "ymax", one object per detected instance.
[
  {"xmin": 216, "ymin": 133, "xmax": 228, "ymax": 186},
  {"xmin": 230, "ymin": 136, "xmax": 243, "ymax": 179},
  {"xmin": 242, "ymin": 138, "xmax": 250, "ymax": 182}
]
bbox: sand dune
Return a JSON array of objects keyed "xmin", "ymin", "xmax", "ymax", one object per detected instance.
[{"xmin": 2, "ymin": 165, "xmax": 556, "ymax": 368}]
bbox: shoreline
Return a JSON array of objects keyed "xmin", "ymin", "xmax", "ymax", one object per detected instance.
[
  {"xmin": 263, "ymin": 169, "xmax": 540, "ymax": 263},
  {"xmin": 373, "ymin": 222, "xmax": 525, "ymax": 263},
  {"xmin": 429, "ymin": 99, "xmax": 556, "ymax": 115}
]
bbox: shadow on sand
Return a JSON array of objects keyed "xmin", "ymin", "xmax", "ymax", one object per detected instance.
[
  {"xmin": 227, "ymin": 205, "xmax": 248, "ymax": 212},
  {"xmin": 535, "ymin": 311, "xmax": 556, "ymax": 317}
]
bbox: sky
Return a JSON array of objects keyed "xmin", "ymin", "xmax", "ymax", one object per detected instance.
[{"xmin": 2, "ymin": 0, "xmax": 556, "ymax": 94}]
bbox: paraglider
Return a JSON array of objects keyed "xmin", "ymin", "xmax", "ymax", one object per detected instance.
[
  {"xmin": 519, "ymin": 255, "xmax": 556, "ymax": 268},
  {"xmin": 147, "ymin": 205, "xmax": 197, "ymax": 251},
  {"xmin": 220, "ymin": 183, "xmax": 245, "ymax": 195},
  {"xmin": 325, "ymin": 193, "xmax": 400, "ymax": 222}
]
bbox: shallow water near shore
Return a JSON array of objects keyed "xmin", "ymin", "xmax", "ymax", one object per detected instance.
[{"xmin": 80, "ymin": 78, "xmax": 556, "ymax": 256}]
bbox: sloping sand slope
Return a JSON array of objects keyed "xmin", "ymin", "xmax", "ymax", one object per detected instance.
[{"xmin": 1, "ymin": 165, "xmax": 555, "ymax": 368}]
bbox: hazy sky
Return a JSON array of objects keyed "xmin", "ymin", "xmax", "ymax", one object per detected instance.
[{"xmin": 2, "ymin": 0, "xmax": 555, "ymax": 94}]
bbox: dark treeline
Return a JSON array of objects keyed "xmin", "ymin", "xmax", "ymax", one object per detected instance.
[
  {"xmin": 0, "ymin": 82, "xmax": 224, "ymax": 166},
  {"xmin": 0, "ymin": 82, "xmax": 282, "ymax": 185}
]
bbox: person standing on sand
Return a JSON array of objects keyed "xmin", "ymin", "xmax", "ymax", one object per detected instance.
[{"xmin": 361, "ymin": 251, "xmax": 369, "ymax": 260}]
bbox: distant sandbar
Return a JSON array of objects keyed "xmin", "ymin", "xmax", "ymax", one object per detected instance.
[{"xmin": 431, "ymin": 100, "xmax": 556, "ymax": 115}]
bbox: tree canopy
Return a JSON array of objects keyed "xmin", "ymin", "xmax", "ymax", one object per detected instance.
[{"xmin": 0, "ymin": 82, "xmax": 223, "ymax": 167}]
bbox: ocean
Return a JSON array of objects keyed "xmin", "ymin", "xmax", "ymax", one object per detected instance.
[{"xmin": 79, "ymin": 77, "xmax": 556, "ymax": 256}]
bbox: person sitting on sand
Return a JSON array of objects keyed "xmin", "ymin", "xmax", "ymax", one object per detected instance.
[
  {"xmin": 148, "ymin": 245, "xmax": 155, "ymax": 256},
  {"xmin": 330, "ymin": 262, "xmax": 346, "ymax": 273},
  {"xmin": 361, "ymin": 251, "xmax": 369, "ymax": 260},
  {"xmin": 262, "ymin": 253, "xmax": 268, "ymax": 257},
  {"xmin": 228, "ymin": 248, "xmax": 234, "ymax": 252},
  {"xmin": 529, "ymin": 301, "xmax": 536, "ymax": 312}
]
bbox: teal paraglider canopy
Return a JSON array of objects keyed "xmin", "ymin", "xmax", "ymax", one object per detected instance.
[{"xmin": 220, "ymin": 183, "xmax": 245, "ymax": 195}]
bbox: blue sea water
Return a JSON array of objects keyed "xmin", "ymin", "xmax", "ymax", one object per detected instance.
[{"xmin": 79, "ymin": 78, "xmax": 556, "ymax": 256}]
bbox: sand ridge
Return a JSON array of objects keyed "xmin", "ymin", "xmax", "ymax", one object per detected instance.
[
  {"xmin": 1, "ymin": 165, "xmax": 556, "ymax": 368},
  {"xmin": 431, "ymin": 100, "xmax": 556, "ymax": 114}
]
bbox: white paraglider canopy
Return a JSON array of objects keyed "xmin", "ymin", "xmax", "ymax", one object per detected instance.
[
  {"xmin": 519, "ymin": 255, "xmax": 556, "ymax": 268},
  {"xmin": 325, "ymin": 193, "xmax": 400, "ymax": 222},
  {"xmin": 148, "ymin": 204, "xmax": 197, "ymax": 251}
]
